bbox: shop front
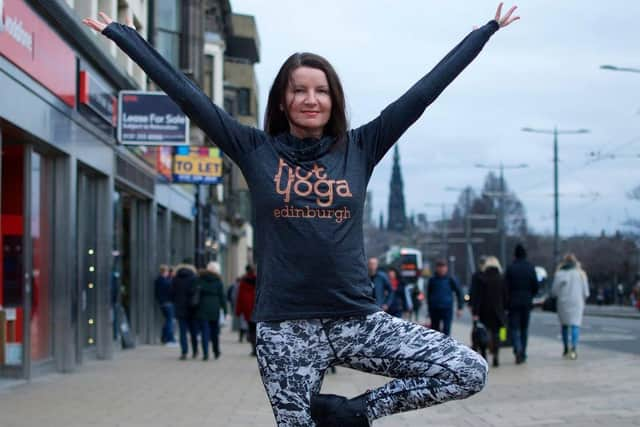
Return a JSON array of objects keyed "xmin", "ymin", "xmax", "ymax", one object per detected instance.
[{"xmin": 0, "ymin": 0, "xmax": 199, "ymax": 380}]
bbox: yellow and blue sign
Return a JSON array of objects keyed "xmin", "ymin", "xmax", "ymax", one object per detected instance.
[{"xmin": 172, "ymin": 146, "xmax": 223, "ymax": 184}]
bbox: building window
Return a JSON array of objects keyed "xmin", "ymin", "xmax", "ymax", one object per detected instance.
[
  {"xmin": 237, "ymin": 88, "xmax": 250, "ymax": 116},
  {"xmin": 224, "ymin": 97, "xmax": 235, "ymax": 116},
  {"xmin": 155, "ymin": 0, "xmax": 182, "ymax": 67},
  {"xmin": 203, "ymin": 54, "xmax": 215, "ymax": 100}
]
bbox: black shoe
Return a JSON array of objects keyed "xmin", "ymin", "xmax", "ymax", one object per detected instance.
[
  {"xmin": 492, "ymin": 358, "xmax": 499, "ymax": 368},
  {"xmin": 202, "ymin": 355, "xmax": 209, "ymax": 361},
  {"xmin": 179, "ymin": 354, "xmax": 187, "ymax": 361},
  {"xmin": 192, "ymin": 352, "xmax": 198, "ymax": 359},
  {"xmin": 214, "ymin": 352, "xmax": 221, "ymax": 360},
  {"xmin": 310, "ymin": 393, "xmax": 371, "ymax": 427},
  {"xmin": 515, "ymin": 354, "xmax": 524, "ymax": 364}
]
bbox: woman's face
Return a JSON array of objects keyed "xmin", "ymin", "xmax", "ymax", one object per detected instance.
[
  {"xmin": 388, "ymin": 270, "xmax": 396, "ymax": 280},
  {"xmin": 284, "ymin": 66, "xmax": 332, "ymax": 139}
]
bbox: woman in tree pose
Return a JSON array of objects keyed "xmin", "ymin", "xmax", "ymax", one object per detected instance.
[{"xmin": 84, "ymin": 4, "xmax": 519, "ymax": 426}]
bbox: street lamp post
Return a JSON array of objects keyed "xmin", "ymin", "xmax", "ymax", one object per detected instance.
[
  {"xmin": 445, "ymin": 186, "xmax": 474, "ymax": 285},
  {"xmin": 424, "ymin": 202, "xmax": 454, "ymax": 260},
  {"xmin": 521, "ymin": 127, "xmax": 589, "ymax": 267}
]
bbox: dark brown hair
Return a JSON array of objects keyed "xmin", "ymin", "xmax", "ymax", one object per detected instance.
[{"xmin": 264, "ymin": 52, "xmax": 348, "ymax": 138}]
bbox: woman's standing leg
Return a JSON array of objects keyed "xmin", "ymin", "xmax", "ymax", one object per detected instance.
[
  {"xmin": 323, "ymin": 312, "xmax": 488, "ymax": 422},
  {"xmin": 177, "ymin": 317, "xmax": 189, "ymax": 358},
  {"xmin": 188, "ymin": 315, "xmax": 199, "ymax": 358},
  {"xmin": 561, "ymin": 325, "xmax": 569, "ymax": 356},
  {"xmin": 570, "ymin": 325, "xmax": 580, "ymax": 359},
  {"xmin": 488, "ymin": 327, "xmax": 500, "ymax": 367},
  {"xmin": 248, "ymin": 321, "xmax": 257, "ymax": 356},
  {"xmin": 199, "ymin": 319, "xmax": 211, "ymax": 360},
  {"xmin": 256, "ymin": 320, "xmax": 334, "ymax": 426},
  {"xmin": 209, "ymin": 318, "xmax": 220, "ymax": 358}
]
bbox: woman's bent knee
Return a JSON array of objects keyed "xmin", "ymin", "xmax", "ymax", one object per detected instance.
[{"xmin": 460, "ymin": 347, "xmax": 488, "ymax": 396}]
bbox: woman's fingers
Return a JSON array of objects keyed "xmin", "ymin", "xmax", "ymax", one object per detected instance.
[
  {"xmin": 82, "ymin": 12, "xmax": 120, "ymax": 33},
  {"xmin": 98, "ymin": 12, "xmax": 113, "ymax": 25},
  {"xmin": 495, "ymin": 3, "xmax": 520, "ymax": 28},
  {"xmin": 495, "ymin": 2, "xmax": 503, "ymax": 22},
  {"xmin": 125, "ymin": 16, "xmax": 136, "ymax": 29},
  {"xmin": 82, "ymin": 17, "xmax": 106, "ymax": 32},
  {"xmin": 500, "ymin": 5, "xmax": 519, "ymax": 26}
]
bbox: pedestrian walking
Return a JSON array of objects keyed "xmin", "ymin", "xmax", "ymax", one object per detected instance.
[
  {"xmin": 235, "ymin": 265, "xmax": 257, "ymax": 357},
  {"xmin": 368, "ymin": 257, "xmax": 393, "ymax": 312},
  {"xmin": 505, "ymin": 243, "xmax": 539, "ymax": 364},
  {"xmin": 551, "ymin": 253, "xmax": 590, "ymax": 360},
  {"xmin": 154, "ymin": 264, "xmax": 177, "ymax": 346},
  {"xmin": 470, "ymin": 256, "xmax": 507, "ymax": 367},
  {"xmin": 227, "ymin": 277, "xmax": 249, "ymax": 342},
  {"xmin": 195, "ymin": 262, "xmax": 227, "ymax": 360},
  {"xmin": 409, "ymin": 278, "xmax": 425, "ymax": 322},
  {"xmin": 170, "ymin": 263, "xmax": 199, "ymax": 360},
  {"xmin": 83, "ymin": 4, "xmax": 518, "ymax": 424},
  {"xmin": 425, "ymin": 259, "xmax": 464, "ymax": 336},
  {"xmin": 387, "ymin": 267, "xmax": 412, "ymax": 318},
  {"xmin": 632, "ymin": 274, "xmax": 640, "ymax": 311}
]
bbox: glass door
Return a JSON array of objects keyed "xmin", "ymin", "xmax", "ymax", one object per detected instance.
[
  {"xmin": 30, "ymin": 152, "xmax": 54, "ymax": 363},
  {"xmin": 77, "ymin": 170, "xmax": 99, "ymax": 358},
  {"xmin": 1, "ymin": 144, "xmax": 26, "ymax": 375}
]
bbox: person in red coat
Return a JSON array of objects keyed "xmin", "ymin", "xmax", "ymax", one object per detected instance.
[{"xmin": 235, "ymin": 265, "xmax": 257, "ymax": 356}]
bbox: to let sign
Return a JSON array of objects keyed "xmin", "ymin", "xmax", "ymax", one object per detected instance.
[
  {"xmin": 117, "ymin": 91, "xmax": 189, "ymax": 145},
  {"xmin": 173, "ymin": 146, "xmax": 223, "ymax": 184}
]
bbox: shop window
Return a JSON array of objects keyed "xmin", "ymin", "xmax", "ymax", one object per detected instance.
[{"xmin": 224, "ymin": 97, "xmax": 235, "ymax": 116}]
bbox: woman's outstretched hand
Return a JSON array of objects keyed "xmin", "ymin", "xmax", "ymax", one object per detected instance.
[
  {"xmin": 82, "ymin": 12, "xmax": 135, "ymax": 33},
  {"xmin": 494, "ymin": 2, "xmax": 520, "ymax": 28}
]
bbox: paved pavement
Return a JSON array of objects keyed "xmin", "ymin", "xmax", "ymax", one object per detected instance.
[
  {"xmin": 584, "ymin": 304, "xmax": 640, "ymax": 319},
  {"xmin": 527, "ymin": 311, "xmax": 640, "ymax": 355},
  {"xmin": 1, "ymin": 319, "xmax": 639, "ymax": 427}
]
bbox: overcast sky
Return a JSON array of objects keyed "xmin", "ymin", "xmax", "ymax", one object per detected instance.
[{"xmin": 231, "ymin": 0, "xmax": 639, "ymax": 236}]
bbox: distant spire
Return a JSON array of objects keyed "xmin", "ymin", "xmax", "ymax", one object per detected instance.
[
  {"xmin": 364, "ymin": 191, "xmax": 374, "ymax": 226},
  {"xmin": 379, "ymin": 211, "xmax": 384, "ymax": 230},
  {"xmin": 387, "ymin": 145, "xmax": 407, "ymax": 232}
]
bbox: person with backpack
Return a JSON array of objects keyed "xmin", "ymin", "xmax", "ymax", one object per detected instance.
[{"xmin": 426, "ymin": 259, "xmax": 464, "ymax": 336}]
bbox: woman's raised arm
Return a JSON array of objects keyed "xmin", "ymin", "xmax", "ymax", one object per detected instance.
[
  {"xmin": 83, "ymin": 13, "xmax": 263, "ymax": 163},
  {"xmin": 353, "ymin": 3, "xmax": 519, "ymax": 167}
]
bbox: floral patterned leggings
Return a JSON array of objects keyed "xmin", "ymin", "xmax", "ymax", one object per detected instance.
[{"xmin": 256, "ymin": 311, "xmax": 488, "ymax": 426}]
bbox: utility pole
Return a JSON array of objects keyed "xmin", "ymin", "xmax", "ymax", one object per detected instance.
[
  {"xmin": 522, "ymin": 126, "xmax": 589, "ymax": 267},
  {"xmin": 475, "ymin": 162, "xmax": 528, "ymax": 269},
  {"xmin": 442, "ymin": 204, "xmax": 449, "ymax": 260},
  {"xmin": 465, "ymin": 189, "xmax": 473, "ymax": 279},
  {"xmin": 499, "ymin": 164, "xmax": 506, "ymax": 270}
]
